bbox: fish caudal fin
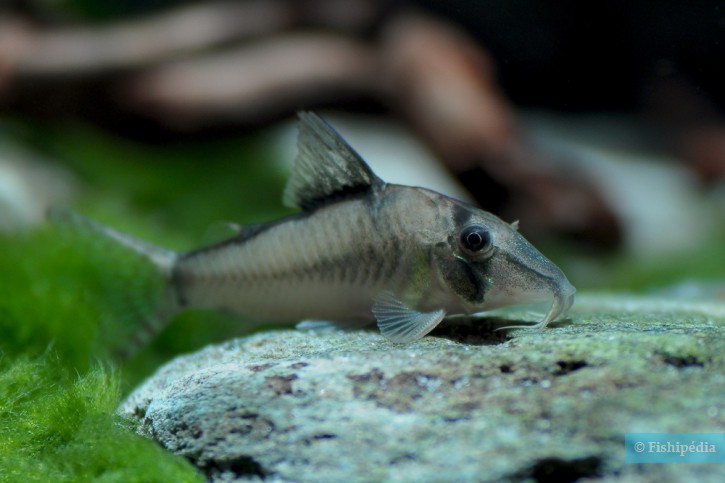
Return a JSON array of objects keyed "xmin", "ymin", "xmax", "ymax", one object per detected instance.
[
  {"xmin": 48, "ymin": 206, "xmax": 180, "ymax": 359},
  {"xmin": 48, "ymin": 206, "xmax": 177, "ymax": 274}
]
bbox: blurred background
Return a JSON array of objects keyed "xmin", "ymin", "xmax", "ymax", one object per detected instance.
[{"xmin": 1, "ymin": 0, "xmax": 725, "ymax": 376}]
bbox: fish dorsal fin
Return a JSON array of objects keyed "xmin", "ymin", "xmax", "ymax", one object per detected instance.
[
  {"xmin": 283, "ymin": 111, "xmax": 382, "ymax": 211},
  {"xmin": 372, "ymin": 291, "xmax": 446, "ymax": 343}
]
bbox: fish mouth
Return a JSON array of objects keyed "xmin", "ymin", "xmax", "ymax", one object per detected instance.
[
  {"xmin": 493, "ymin": 279, "xmax": 575, "ymax": 331},
  {"xmin": 535, "ymin": 280, "xmax": 576, "ymax": 329}
]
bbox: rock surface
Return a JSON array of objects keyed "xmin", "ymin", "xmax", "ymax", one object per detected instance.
[{"xmin": 120, "ymin": 293, "xmax": 725, "ymax": 482}]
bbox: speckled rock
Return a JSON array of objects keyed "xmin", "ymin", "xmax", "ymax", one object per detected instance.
[{"xmin": 120, "ymin": 292, "xmax": 725, "ymax": 482}]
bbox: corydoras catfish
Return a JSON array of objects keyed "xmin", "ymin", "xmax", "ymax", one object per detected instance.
[{"xmin": 51, "ymin": 112, "xmax": 575, "ymax": 345}]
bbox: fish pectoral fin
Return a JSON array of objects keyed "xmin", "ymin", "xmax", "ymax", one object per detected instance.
[{"xmin": 372, "ymin": 291, "xmax": 446, "ymax": 343}]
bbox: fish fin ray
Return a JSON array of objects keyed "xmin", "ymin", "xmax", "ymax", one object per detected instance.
[
  {"xmin": 283, "ymin": 111, "xmax": 383, "ymax": 211},
  {"xmin": 372, "ymin": 291, "xmax": 446, "ymax": 343},
  {"xmin": 47, "ymin": 206, "xmax": 176, "ymax": 273}
]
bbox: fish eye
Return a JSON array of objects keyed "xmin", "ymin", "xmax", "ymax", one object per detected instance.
[{"xmin": 460, "ymin": 226, "xmax": 491, "ymax": 253}]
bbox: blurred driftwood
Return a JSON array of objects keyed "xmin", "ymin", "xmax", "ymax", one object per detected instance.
[
  {"xmin": 0, "ymin": 0, "xmax": 380, "ymax": 80},
  {"xmin": 645, "ymin": 77, "xmax": 725, "ymax": 182},
  {"xmin": 379, "ymin": 14, "xmax": 619, "ymax": 242},
  {"xmin": 0, "ymin": 1, "xmax": 620, "ymax": 245},
  {"xmin": 126, "ymin": 34, "xmax": 379, "ymax": 129}
]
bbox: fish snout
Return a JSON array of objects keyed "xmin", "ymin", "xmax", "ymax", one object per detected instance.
[
  {"xmin": 539, "ymin": 276, "xmax": 575, "ymax": 328},
  {"xmin": 520, "ymin": 249, "xmax": 576, "ymax": 328},
  {"xmin": 488, "ymin": 232, "xmax": 576, "ymax": 328}
]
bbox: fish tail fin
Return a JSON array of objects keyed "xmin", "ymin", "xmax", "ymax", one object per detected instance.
[
  {"xmin": 47, "ymin": 206, "xmax": 181, "ymax": 359},
  {"xmin": 48, "ymin": 206, "xmax": 177, "ymax": 274}
]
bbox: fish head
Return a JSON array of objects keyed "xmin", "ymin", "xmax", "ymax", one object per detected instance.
[{"xmin": 432, "ymin": 200, "xmax": 575, "ymax": 328}]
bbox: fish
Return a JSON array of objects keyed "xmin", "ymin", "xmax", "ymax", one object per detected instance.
[{"xmin": 50, "ymin": 112, "xmax": 575, "ymax": 346}]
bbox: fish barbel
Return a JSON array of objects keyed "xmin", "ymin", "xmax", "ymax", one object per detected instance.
[{"xmin": 51, "ymin": 112, "xmax": 575, "ymax": 345}]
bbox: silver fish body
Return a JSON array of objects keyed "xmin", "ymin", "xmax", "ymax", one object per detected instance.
[
  {"xmin": 53, "ymin": 112, "xmax": 575, "ymax": 344},
  {"xmin": 174, "ymin": 186, "xmax": 435, "ymax": 325}
]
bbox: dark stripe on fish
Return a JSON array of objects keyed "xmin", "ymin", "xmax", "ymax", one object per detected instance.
[
  {"xmin": 178, "ymin": 215, "xmax": 304, "ymax": 261},
  {"xmin": 170, "ymin": 265, "xmax": 189, "ymax": 307},
  {"xmin": 458, "ymin": 259, "xmax": 487, "ymax": 304},
  {"xmin": 452, "ymin": 202, "xmax": 474, "ymax": 230},
  {"xmin": 299, "ymin": 184, "xmax": 372, "ymax": 212}
]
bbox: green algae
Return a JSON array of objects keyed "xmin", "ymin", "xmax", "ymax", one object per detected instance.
[
  {"xmin": 0, "ymin": 356, "xmax": 202, "ymax": 482},
  {"xmin": 0, "ymin": 120, "xmax": 289, "ymax": 482}
]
